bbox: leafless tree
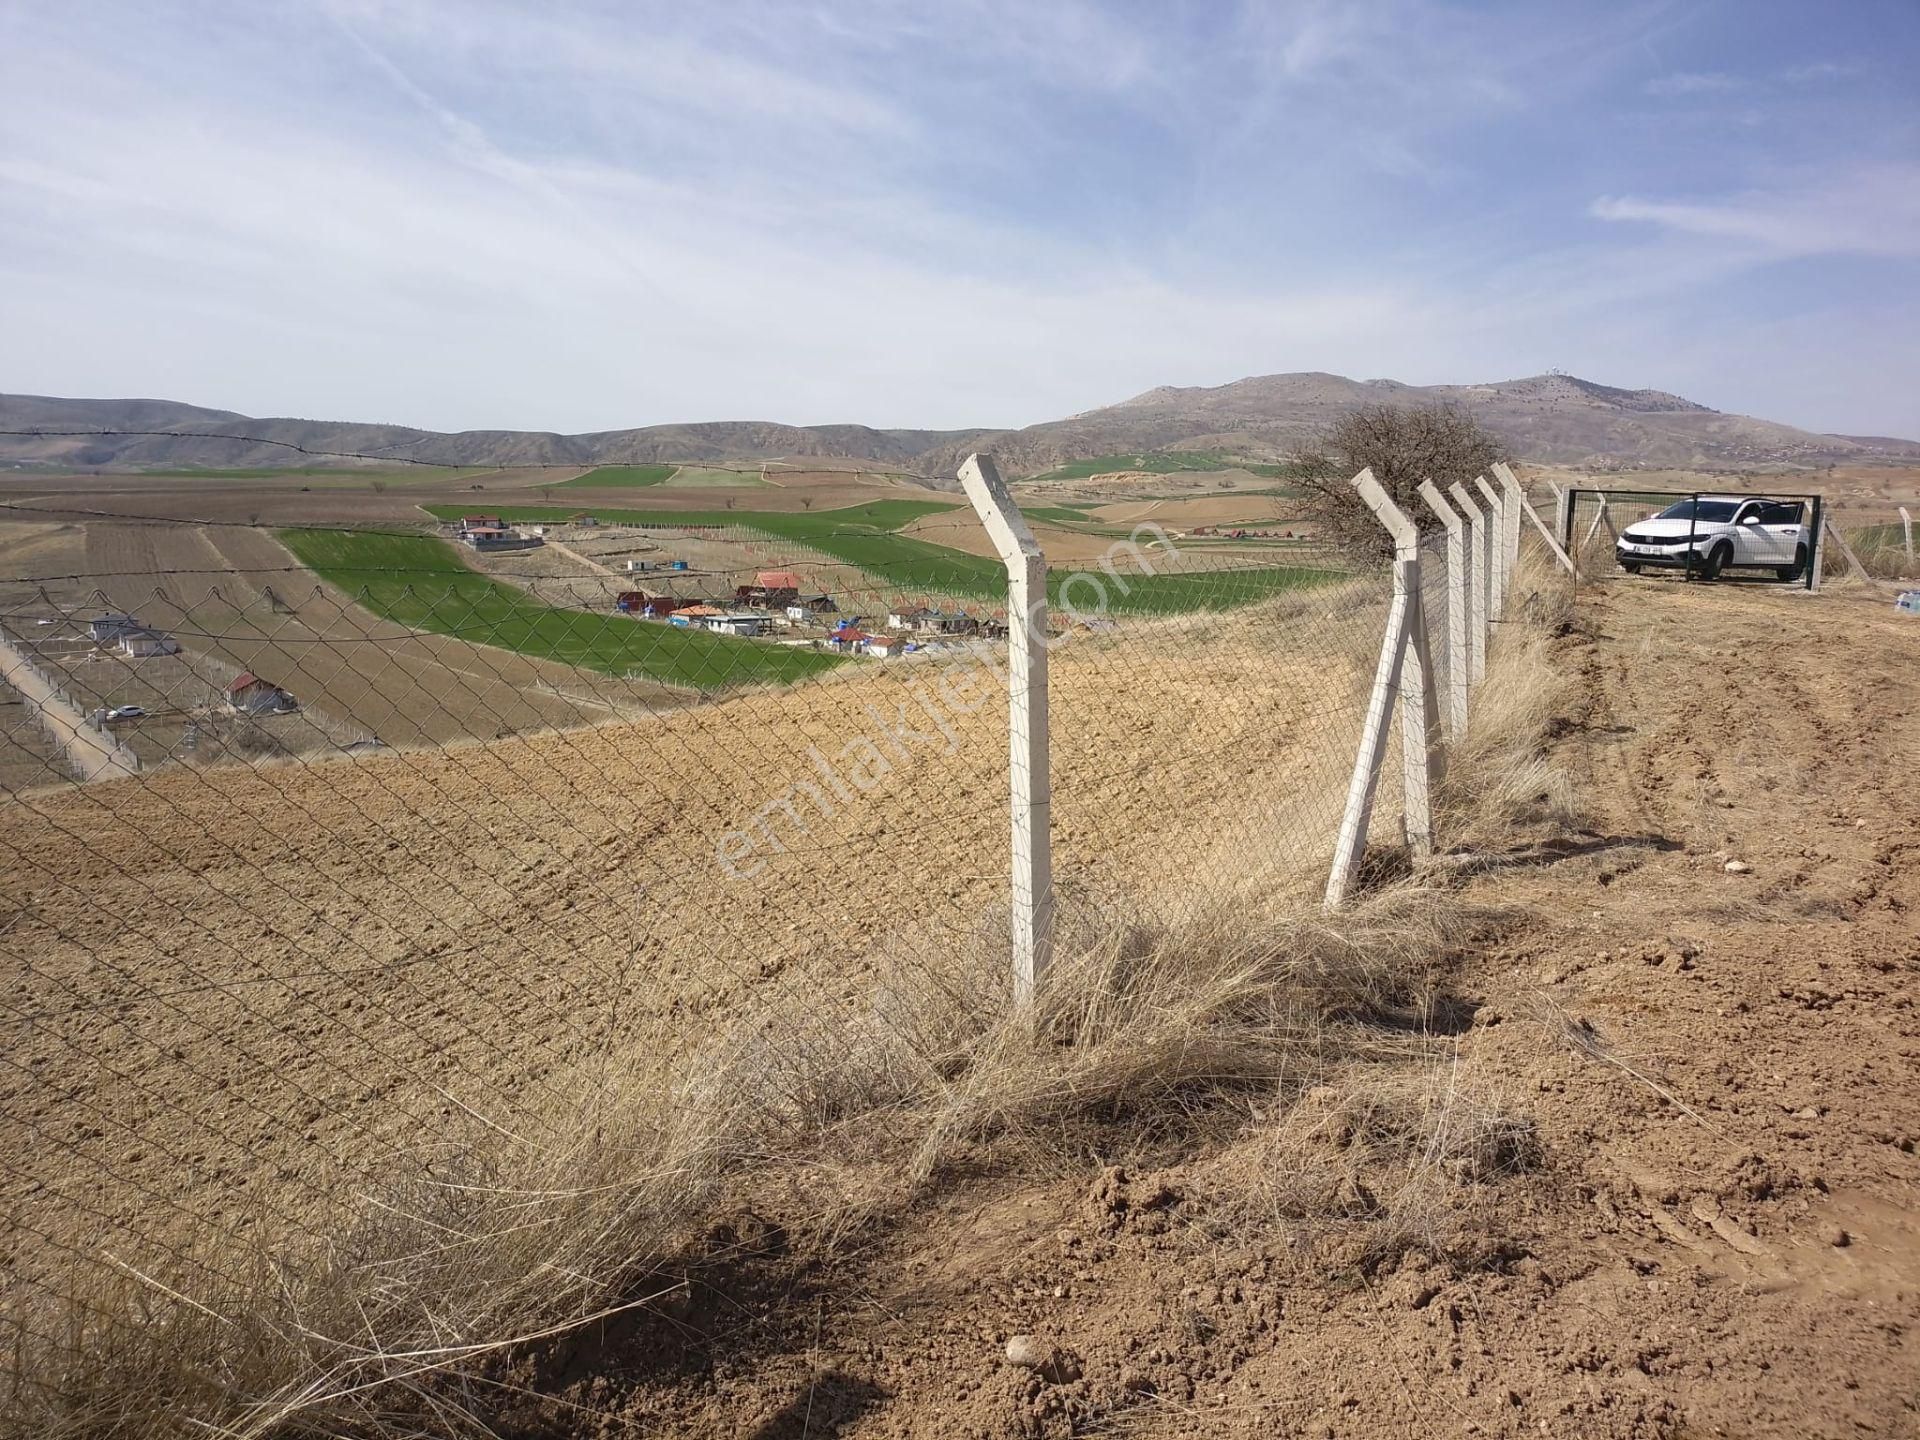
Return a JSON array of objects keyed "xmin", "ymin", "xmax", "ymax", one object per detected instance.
[{"xmin": 1291, "ymin": 402, "xmax": 1508, "ymax": 561}]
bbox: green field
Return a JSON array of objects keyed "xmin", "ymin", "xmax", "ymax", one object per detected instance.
[
  {"xmin": 1027, "ymin": 452, "xmax": 1306, "ymax": 484},
  {"xmin": 424, "ymin": 500, "xmax": 1003, "ymax": 596},
  {"xmin": 419, "ymin": 502, "xmax": 1340, "ymax": 613},
  {"xmin": 662, "ymin": 466, "xmax": 773, "ymax": 488},
  {"xmin": 278, "ymin": 529, "xmax": 844, "ymax": 689},
  {"xmin": 556, "ymin": 465, "xmax": 677, "ymax": 489}
]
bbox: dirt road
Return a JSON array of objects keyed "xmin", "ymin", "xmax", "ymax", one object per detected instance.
[{"xmin": 0, "ymin": 631, "xmax": 139, "ymax": 781}]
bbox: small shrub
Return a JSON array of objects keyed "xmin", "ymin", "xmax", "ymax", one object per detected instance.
[{"xmin": 1293, "ymin": 403, "xmax": 1509, "ymax": 561}]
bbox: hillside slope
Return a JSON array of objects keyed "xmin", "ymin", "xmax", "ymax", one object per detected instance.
[{"xmin": 918, "ymin": 372, "xmax": 1920, "ymax": 477}]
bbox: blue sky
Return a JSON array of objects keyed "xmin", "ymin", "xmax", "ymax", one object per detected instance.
[{"xmin": 2, "ymin": 0, "xmax": 1916, "ymax": 437}]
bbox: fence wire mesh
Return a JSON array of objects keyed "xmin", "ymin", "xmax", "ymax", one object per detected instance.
[{"xmin": 0, "ymin": 488, "xmax": 1511, "ymax": 1431}]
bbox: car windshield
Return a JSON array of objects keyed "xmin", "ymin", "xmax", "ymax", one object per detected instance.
[{"xmin": 1655, "ymin": 500, "xmax": 1739, "ymax": 523}]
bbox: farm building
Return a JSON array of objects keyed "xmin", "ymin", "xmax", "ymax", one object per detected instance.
[
  {"xmin": 825, "ymin": 627, "xmax": 872, "ymax": 652},
  {"xmin": 89, "ymin": 613, "xmax": 143, "ymax": 645},
  {"xmin": 116, "ymin": 626, "xmax": 180, "ymax": 658},
  {"xmin": 732, "ymin": 570, "xmax": 805, "ymax": 607},
  {"xmin": 866, "ymin": 634, "xmax": 904, "ymax": 658},
  {"xmin": 457, "ymin": 515, "xmax": 504, "ymax": 534},
  {"xmin": 785, "ymin": 595, "xmax": 837, "ymax": 618},
  {"xmin": 616, "ymin": 591, "xmax": 690, "ymax": 615},
  {"xmin": 461, "ymin": 527, "xmax": 543, "ymax": 552},
  {"xmin": 887, "ymin": 606, "xmax": 972, "ymax": 635},
  {"xmin": 706, "ymin": 613, "xmax": 771, "ymax": 638},
  {"xmin": 227, "ymin": 673, "xmax": 297, "ymax": 715}
]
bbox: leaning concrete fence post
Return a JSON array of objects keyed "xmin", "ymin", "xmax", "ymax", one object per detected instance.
[
  {"xmin": 1417, "ymin": 481, "xmax": 1470, "ymax": 736},
  {"xmin": 960, "ymin": 453, "xmax": 1053, "ymax": 1010},
  {"xmin": 1901, "ymin": 507, "xmax": 1914, "ymax": 569},
  {"xmin": 1474, "ymin": 475, "xmax": 1506, "ymax": 620},
  {"xmin": 1325, "ymin": 470, "xmax": 1437, "ymax": 910},
  {"xmin": 1494, "ymin": 463, "xmax": 1525, "ymax": 586},
  {"xmin": 1448, "ymin": 481, "xmax": 1488, "ymax": 682}
]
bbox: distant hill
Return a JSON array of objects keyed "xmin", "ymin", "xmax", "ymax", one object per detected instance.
[
  {"xmin": 4, "ymin": 374, "xmax": 1915, "ymax": 480},
  {"xmin": 0, "ymin": 396, "xmax": 991, "ymax": 474},
  {"xmin": 915, "ymin": 373, "xmax": 1920, "ymax": 478}
]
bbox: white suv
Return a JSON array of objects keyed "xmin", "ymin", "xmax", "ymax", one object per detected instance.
[{"xmin": 1616, "ymin": 496, "xmax": 1809, "ymax": 582}]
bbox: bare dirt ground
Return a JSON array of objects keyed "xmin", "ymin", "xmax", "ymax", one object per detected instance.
[
  {"xmin": 0, "ymin": 466, "xmax": 950, "ymax": 532},
  {"xmin": 494, "ymin": 574, "xmax": 1917, "ymax": 1440}
]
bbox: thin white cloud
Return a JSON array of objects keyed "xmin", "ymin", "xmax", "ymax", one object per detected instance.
[
  {"xmin": 1592, "ymin": 166, "xmax": 1920, "ymax": 259},
  {"xmin": 1781, "ymin": 59, "xmax": 1863, "ymax": 85},
  {"xmin": 1644, "ymin": 70, "xmax": 1743, "ymax": 96}
]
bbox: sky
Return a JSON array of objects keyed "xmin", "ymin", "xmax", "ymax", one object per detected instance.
[{"xmin": 2, "ymin": 0, "xmax": 1917, "ymax": 438}]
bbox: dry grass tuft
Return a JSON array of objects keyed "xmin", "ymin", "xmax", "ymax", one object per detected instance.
[{"xmin": 1436, "ymin": 555, "xmax": 1579, "ymax": 844}]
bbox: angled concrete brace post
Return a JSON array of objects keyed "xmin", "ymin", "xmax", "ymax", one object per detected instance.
[
  {"xmin": 1826, "ymin": 521, "xmax": 1873, "ymax": 583},
  {"xmin": 1582, "ymin": 493, "xmax": 1614, "ymax": 548},
  {"xmin": 1447, "ymin": 481, "xmax": 1488, "ymax": 685},
  {"xmin": 1473, "ymin": 475, "xmax": 1506, "ymax": 620},
  {"xmin": 1417, "ymin": 481, "xmax": 1470, "ymax": 736},
  {"xmin": 1325, "ymin": 470, "xmax": 1436, "ymax": 909},
  {"xmin": 1901, "ymin": 507, "xmax": 1914, "ymax": 568},
  {"xmin": 1550, "ymin": 481, "xmax": 1569, "ymax": 549},
  {"xmin": 1496, "ymin": 465, "xmax": 1576, "ymax": 577},
  {"xmin": 960, "ymin": 453, "xmax": 1053, "ymax": 1009}
]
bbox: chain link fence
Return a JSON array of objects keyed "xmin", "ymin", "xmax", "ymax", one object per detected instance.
[{"xmin": 0, "ymin": 463, "xmax": 1554, "ymax": 1434}]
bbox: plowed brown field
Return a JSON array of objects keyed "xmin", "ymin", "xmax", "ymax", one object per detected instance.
[{"xmin": 0, "ymin": 580, "xmax": 1390, "ymax": 1300}]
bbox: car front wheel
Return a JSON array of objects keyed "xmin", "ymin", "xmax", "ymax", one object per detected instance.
[
  {"xmin": 1693, "ymin": 542, "xmax": 1730, "ymax": 581},
  {"xmin": 1620, "ymin": 559, "xmax": 1641, "ymax": 574}
]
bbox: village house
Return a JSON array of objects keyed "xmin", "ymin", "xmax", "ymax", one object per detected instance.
[
  {"xmin": 866, "ymin": 634, "xmax": 904, "ymax": 658},
  {"xmin": 706, "ymin": 612, "xmax": 770, "ymax": 638},
  {"xmin": 88, "ymin": 613, "xmax": 143, "ymax": 645},
  {"xmin": 886, "ymin": 605, "xmax": 972, "ymax": 635},
  {"xmin": 226, "ymin": 673, "xmax": 297, "ymax": 715},
  {"xmin": 733, "ymin": 569, "xmax": 806, "ymax": 608},
  {"xmin": 116, "ymin": 626, "xmax": 180, "ymax": 658}
]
